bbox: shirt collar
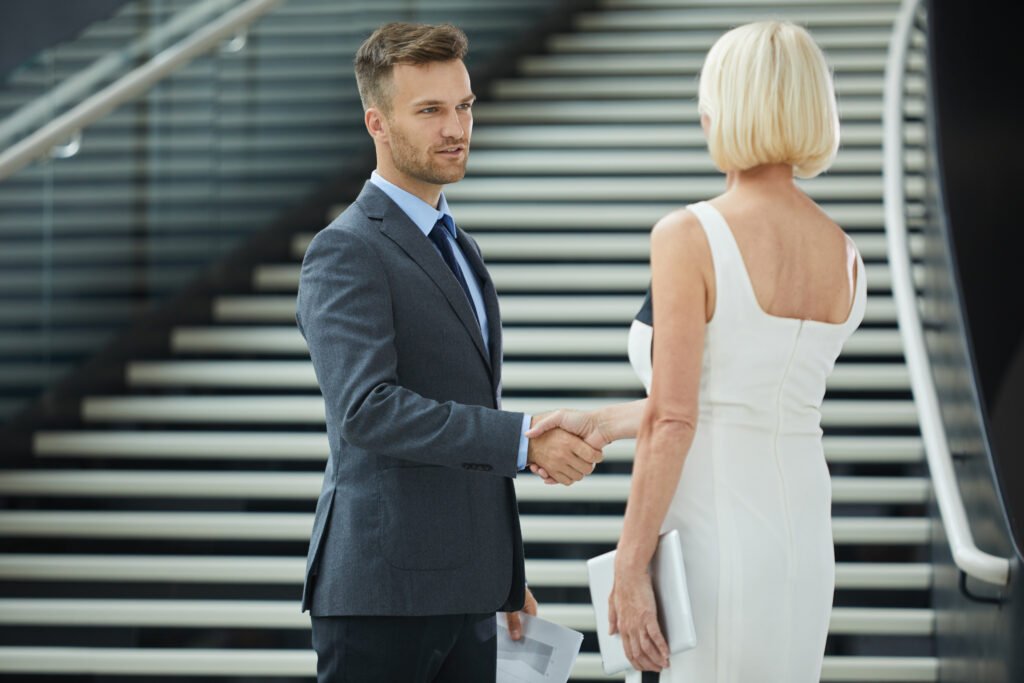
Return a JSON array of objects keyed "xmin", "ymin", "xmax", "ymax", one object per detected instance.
[{"xmin": 370, "ymin": 170, "xmax": 455, "ymax": 239}]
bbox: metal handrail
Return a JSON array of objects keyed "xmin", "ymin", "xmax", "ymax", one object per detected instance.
[
  {"xmin": 0, "ymin": 0, "xmax": 281, "ymax": 182},
  {"xmin": 883, "ymin": 0, "xmax": 1010, "ymax": 587}
]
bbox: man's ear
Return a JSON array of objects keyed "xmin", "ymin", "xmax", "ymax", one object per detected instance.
[{"xmin": 365, "ymin": 107, "xmax": 388, "ymax": 142}]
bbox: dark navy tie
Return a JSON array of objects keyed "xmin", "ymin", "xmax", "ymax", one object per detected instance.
[{"xmin": 428, "ymin": 215, "xmax": 479, "ymax": 323}]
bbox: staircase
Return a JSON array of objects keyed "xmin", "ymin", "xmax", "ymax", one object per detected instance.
[{"xmin": 0, "ymin": 0, "xmax": 936, "ymax": 680}]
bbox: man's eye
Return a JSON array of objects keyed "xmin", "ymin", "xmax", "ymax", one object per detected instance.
[
  {"xmin": 420, "ymin": 107, "xmax": 438, "ymax": 114},
  {"xmin": 458, "ymin": 103, "xmax": 473, "ymax": 111}
]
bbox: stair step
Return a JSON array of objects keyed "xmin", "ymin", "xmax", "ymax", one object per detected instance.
[
  {"xmin": 0, "ymin": 511, "xmax": 930, "ymax": 544},
  {"xmin": 469, "ymin": 123, "xmax": 924, "ymax": 148},
  {"xmin": 0, "ymin": 470, "xmax": 929, "ymax": 505},
  {"xmin": 293, "ymin": 232, "xmax": 922, "ymax": 263},
  {"xmin": 109, "ymin": 0, "xmax": 541, "ymax": 18},
  {"xmin": 80, "ymin": 396, "xmax": 920, "ymax": 426},
  {"xmin": 0, "ymin": 598, "xmax": 934, "ymax": 635},
  {"xmin": 519, "ymin": 52, "xmax": 900, "ymax": 78},
  {"xmin": 253, "ymin": 262, "xmax": 901, "ymax": 293},
  {"xmin": 0, "ymin": 553, "xmax": 932, "ymax": 590},
  {"xmin": 472, "ymin": 99, "xmax": 916, "ymax": 123},
  {"xmin": 174, "ymin": 325, "xmax": 905, "ymax": 357},
  {"xmin": 576, "ymin": 7, "xmax": 901, "ymax": 31},
  {"xmin": 443, "ymin": 176, "xmax": 921, "ymax": 201},
  {"xmin": 493, "ymin": 74, "xmax": 924, "ymax": 99},
  {"xmin": 7, "ymin": 74, "xmax": 912, "ymax": 115},
  {"xmin": 33, "ymin": 431, "xmax": 923, "ymax": 464},
  {"xmin": 125, "ymin": 360, "xmax": 910, "ymax": 392},
  {"xmin": 548, "ymin": 27, "xmax": 894, "ymax": 53},
  {"xmin": 0, "ymin": 647, "xmax": 938, "ymax": 680},
  {"xmin": 213, "ymin": 294, "xmax": 899, "ymax": 325},
  {"xmin": 460, "ymin": 151, "xmax": 924, "ymax": 177},
  {"xmin": 332, "ymin": 202, "xmax": 923, "ymax": 230}
]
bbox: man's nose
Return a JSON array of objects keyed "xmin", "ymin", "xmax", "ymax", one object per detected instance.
[{"xmin": 440, "ymin": 110, "xmax": 465, "ymax": 140}]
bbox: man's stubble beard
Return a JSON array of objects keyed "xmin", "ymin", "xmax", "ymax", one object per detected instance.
[{"xmin": 388, "ymin": 121, "xmax": 468, "ymax": 187}]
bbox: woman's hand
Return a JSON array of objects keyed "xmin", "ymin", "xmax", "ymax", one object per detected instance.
[
  {"xmin": 609, "ymin": 568, "xmax": 670, "ymax": 672},
  {"xmin": 526, "ymin": 409, "xmax": 610, "ymax": 484}
]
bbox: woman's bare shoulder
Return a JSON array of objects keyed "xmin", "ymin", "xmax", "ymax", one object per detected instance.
[
  {"xmin": 651, "ymin": 207, "xmax": 714, "ymax": 283},
  {"xmin": 651, "ymin": 207, "xmax": 705, "ymax": 245}
]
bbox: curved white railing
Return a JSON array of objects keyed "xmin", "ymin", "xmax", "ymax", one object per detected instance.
[
  {"xmin": 0, "ymin": 0, "xmax": 281, "ymax": 182},
  {"xmin": 883, "ymin": 0, "xmax": 1010, "ymax": 587}
]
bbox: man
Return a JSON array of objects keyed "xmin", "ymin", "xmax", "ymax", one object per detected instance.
[{"xmin": 296, "ymin": 22, "xmax": 603, "ymax": 681}]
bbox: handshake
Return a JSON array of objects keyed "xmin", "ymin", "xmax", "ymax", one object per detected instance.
[{"xmin": 525, "ymin": 409, "xmax": 610, "ymax": 486}]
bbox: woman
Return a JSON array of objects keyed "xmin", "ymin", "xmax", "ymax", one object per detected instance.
[{"xmin": 528, "ymin": 20, "xmax": 865, "ymax": 681}]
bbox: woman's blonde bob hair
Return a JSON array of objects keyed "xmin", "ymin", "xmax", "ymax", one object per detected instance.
[{"xmin": 698, "ymin": 21, "xmax": 839, "ymax": 179}]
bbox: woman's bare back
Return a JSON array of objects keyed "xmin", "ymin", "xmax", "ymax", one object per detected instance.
[{"xmin": 706, "ymin": 189, "xmax": 859, "ymax": 326}]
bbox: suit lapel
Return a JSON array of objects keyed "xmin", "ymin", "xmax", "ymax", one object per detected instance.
[
  {"xmin": 457, "ymin": 229, "xmax": 503, "ymax": 392},
  {"xmin": 363, "ymin": 185, "xmax": 490, "ymax": 371}
]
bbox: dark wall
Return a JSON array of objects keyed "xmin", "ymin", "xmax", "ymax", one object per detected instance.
[
  {"xmin": 0, "ymin": 0, "xmax": 130, "ymax": 79},
  {"xmin": 927, "ymin": 1, "xmax": 1024, "ymax": 681},
  {"xmin": 929, "ymin": 0, "xmax": 1024, "ymax": 548}
]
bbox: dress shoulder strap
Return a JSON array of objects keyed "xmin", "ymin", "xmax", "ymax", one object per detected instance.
[
  {"xmin": 842, "ymin": 243, "xmax": 869, "ymax": 333},
  {"xmin": 686, "ymin": 201, "xmax": 748, "ymax": 322}
]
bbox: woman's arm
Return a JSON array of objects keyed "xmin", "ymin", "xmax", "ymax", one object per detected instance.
[
  {"xmin": 610, "ymin": 208, "xmax": 712, "ymax": 672},
  {"xmin": 616, "ymin": 208, "xmax": 710, "ymax": 567},
  {"xmin": 593, "ymin": 398, "xmax": 647, "ymax": 442}
]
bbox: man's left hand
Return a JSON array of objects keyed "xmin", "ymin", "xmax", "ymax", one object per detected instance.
[{"xmin": 506, "ymin": 586, "xmax": 539, "ymax": 641}]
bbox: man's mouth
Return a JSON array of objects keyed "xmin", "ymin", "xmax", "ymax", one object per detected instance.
[{"xmin": 437, "ymin": 146, "xmax": 465, "ymax": 156}]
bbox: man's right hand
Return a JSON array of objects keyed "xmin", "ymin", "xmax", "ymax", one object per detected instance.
[{"xmin": 526, "ymin": 418, "xmax": 603, "ymax": 486}]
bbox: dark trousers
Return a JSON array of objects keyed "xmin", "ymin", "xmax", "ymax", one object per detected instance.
[{"xmin": 310, "ymin": 612, "xmax": 496, "ymax": 683}]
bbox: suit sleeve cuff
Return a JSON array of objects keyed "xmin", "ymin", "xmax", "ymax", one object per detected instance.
[{"xmin": 517, "ymin": 413, "xmax": 532, "ymax": 470}]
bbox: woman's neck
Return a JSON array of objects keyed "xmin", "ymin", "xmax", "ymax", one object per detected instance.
[{"xmin": 724, "ymin": 163, "xmax": 797, "ymax": 195}]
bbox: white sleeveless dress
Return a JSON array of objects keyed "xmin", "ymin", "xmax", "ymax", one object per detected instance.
[{"xmin": 624, "ymin": 201, "xmax": 867, "ymax": 682}]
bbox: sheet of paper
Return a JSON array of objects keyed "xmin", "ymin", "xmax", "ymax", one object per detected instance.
[{"xmin": 496, "ymin": 612, "xmax": 584, "ymax": 683}]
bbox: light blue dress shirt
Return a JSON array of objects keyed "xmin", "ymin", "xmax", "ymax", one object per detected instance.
[{"xmin": 369, "ymin": 171, "xmax": 531, "ymax": 471}]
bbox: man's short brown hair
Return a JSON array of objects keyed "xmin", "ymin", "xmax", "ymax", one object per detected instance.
[{"xmin": 354, "ymin": 22, "xmax": 469, "ymax": 114}]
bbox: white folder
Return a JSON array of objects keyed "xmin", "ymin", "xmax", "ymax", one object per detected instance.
[{"xmin": 586, "ymin": 529, "xmax": 697, "ymax": 675}]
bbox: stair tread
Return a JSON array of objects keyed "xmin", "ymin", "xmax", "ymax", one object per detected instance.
[
  {"xmin": 125, "ymin": 359, "xmax": 911, "ymax": 392},
  {"xmin": 0, "ymin": 598, "xmax": 934, "ymax": 635},
  {"xmin": 33, "ymin": 431, "xmax": 923, "ymax": 464},
  {"xmin": 0, "ymin": 553, "xmax": 933, "ymax": 589},
  {"xmin": 291, "ymin": 231, "xmax": 922, "ymax": 261},
  {"xmin": 329, "ymin": 201, "xmax": 921, "ymax": 229},
  {"xmin": 251, "ymin": 262, "xmax": 901, "ymax": 293},
  {"xmin": 173, "ymin": 324, "xmax": 906, "ymax": 357},
  {"xmin": 0, "ymin": 470, "xmax": 930, "ymax": 504},
  {"xmin": 469, "ymin": 123, "xmax": 922, "ymax": 148},
  {"xmin": 0, "ymin": 647, "xmax": 938, "ymax": 680},
  {"xmin": 213, "ymin": 293, "xmax": 899, "ymax": 325},
  {"xmin": 80, "ymin": 395, "xmax": 921, "ymax": 426},
  {"xmin": 0, "ymin": 510, "xmax": 931, "ymax": 543},
  {"xmin": 471, "ymin": 100, "xmax": 910, "ymax": 124}
]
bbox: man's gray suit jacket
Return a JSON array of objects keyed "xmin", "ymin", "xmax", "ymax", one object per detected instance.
[{"xmin": 295, "ymin": 181, "xmax": 527, "ymax": 617}]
